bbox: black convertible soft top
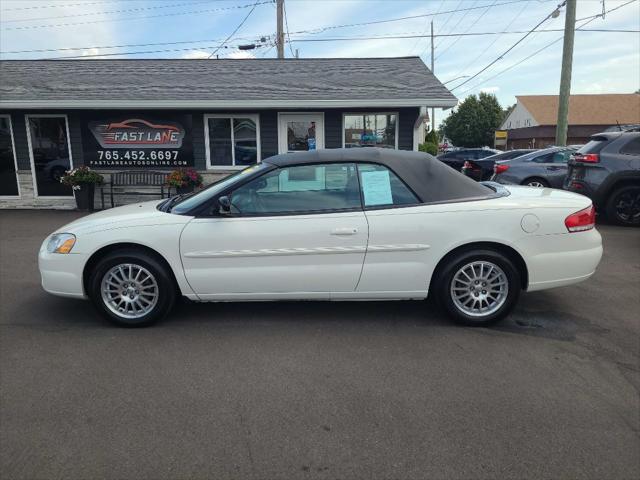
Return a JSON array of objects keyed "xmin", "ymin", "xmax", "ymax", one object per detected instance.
[{"xmin": 264, "ymin": 148, "xmax": 494, "ymax": 203}]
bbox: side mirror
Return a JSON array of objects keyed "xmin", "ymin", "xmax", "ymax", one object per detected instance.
[{"xmin": 218, "ymin": 195, "xmax": 231, "ymax": 215}]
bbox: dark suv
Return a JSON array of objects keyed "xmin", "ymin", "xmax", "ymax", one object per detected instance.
[{"xmin": 564, "ymin": 131, "xmax": 640, "ymax": 226}]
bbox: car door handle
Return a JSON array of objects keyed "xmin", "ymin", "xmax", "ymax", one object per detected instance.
[{"xmin": 330, "ymin": 227, "xmax": 358, "ymax": 236}]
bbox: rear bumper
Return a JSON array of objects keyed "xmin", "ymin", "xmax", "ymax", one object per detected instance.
[
  {"xmin": 521, "ymin": 229, "xmax": 603, "ymax": 292},
  {"xmin": 38, "ymin": 247, "xmax": 87, "ymax": 299}
]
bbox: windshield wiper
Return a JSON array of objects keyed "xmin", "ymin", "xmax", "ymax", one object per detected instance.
[{"xmin": 161, "ymin": 193, "xmax": 188, "ymax": 213}]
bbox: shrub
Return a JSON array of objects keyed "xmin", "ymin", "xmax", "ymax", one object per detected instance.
[{"xmin": 419, "ymin": 142, "xmax": 438, "ymax": 156}]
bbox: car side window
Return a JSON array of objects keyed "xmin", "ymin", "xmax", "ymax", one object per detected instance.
[
  {"xmin": 620, "ymin": 137, "xmax": 640, "ymax": 155},
  {"xmin": 531, "ymin": 152, "xmax": 554, "ymax": 163},
  {"xmin": 229, "ymin": 163, "xmax": 361, "ymax": 215},
  {"xmin": 357, "ymin": 164, "xmax": 420, "ymax": 208},
  {"xmin": 551, "ymin": 151, "xmax": 571, "ymax": 163}
]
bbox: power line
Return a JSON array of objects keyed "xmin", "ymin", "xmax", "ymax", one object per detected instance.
[
  {"xmin": 208, "ymin": 0, "xmax": 262, "ymax": 59},
  {"xmin": 0, "ymin": 0, "xmax": 113, "ymax": 11},
  {"xmin": 456, "ymin": 0, "xmax": 639, "ymax": 94},
  {"xmin": 283, "ymin": 0, "xmax": 297, "ymax": 57},
  {"xmin": 0, "ymin": 35, "xmax": 262, "ymax": 55},
  {"xmin": 1, "ymin": 1, "xmax": 271, "ymax": 31},
  {"xmin": 408, "ymin": 0, "xmax": 445, "ymax": 55},
  {"xmin": 434, "ymin": 0, "xmax": 479, "ymax": 52},
  {"xmin": 447, "ymin": 0, "xmax": 530, "ymax": 81},
  {"xmin": 286, "ymin": 29, "xmax": 636, "ymax": 42},
  {"xmin": 3, "ymin": 28, "xmax": 635, "ymax": 58},
  {"xmin": 435, "ymin": 0, "xmax": 498, "ymax": 61},
  {"xmin": 286, "ymin": 0, "xmax": 537, "ymax": 37},
  {"xmin": 449, "ymin": 1, "xmax": 568, "ymax": 91},
  {"xmin": 49, "ymin": 43, "xmax": 270, "ymax": 60},
  {"xmin": 0, "ymin": 1, "xmax": 211, "ymax": 24}
]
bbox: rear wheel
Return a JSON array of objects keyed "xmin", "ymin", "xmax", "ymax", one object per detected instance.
[
  {"xmin": 434, "ymin": 249, "xmax": 521, "ymax": 326},
  {"xmin": 522, "ymin": 177, "xmax": 549, "ymax": 188},
  {"xmin": 88, "ymin": 249, "xmax": 176, "ymax": 327},
  {"xmin": 605, "ymin": 185, "xmax": 640, "ymax": 227}
]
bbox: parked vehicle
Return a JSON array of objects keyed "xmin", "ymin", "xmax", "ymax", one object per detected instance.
[
  {"xmin": 462, "ymin": 149, "xmax": 536, "ymax": 181},
  {"xmin": 491, "ymin": 147, "xmax": 578, "ymax": 188},
  {"xmin": 564, "ymin": 131, "xmax": 640, "ymax": 226},
  {"xmin": 39, "ymin": 148, "xmax": 602, "ymax": 328},
  {"xmin": 437, "ymin": 148, "xmax": 500, "ymax": 172}
]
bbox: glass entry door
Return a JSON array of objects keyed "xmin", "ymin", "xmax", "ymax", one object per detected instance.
[
  {"xmin": 278, "ymin": 113, "xmax": 324, "ymax": 154},
  {"xmin": 0, "ymin": 116, "xmax": 19, "ymax": 196}
]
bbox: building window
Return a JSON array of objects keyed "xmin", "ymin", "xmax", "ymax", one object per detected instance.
[
  {"xmin": 204, "ymin": 114, "xmax": 260, "ymax": 169},
  {"xmin": 343, "ymin": 113, "xmax": 398, "ymax": 149},
  {"xmin": 26, "ymin": 115, "xmax": 73, "ymax": 197},
  {"xmin": 0, "ymin": 115, "xmax": 20, "ymax": 197}
]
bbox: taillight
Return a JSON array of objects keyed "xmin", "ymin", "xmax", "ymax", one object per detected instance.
[
  {"xmin": 494, "ymin": 164, "xmax": 509, "ymax": 174},
  {"xmin": 573, "ymin": 153, "xmax": 599, "ymax": 163},
  {"xmin": 565, "ymin": 205, "xmax": 595, "ymax": 232}
]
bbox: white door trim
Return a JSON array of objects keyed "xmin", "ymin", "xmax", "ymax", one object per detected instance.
[
  {"xmin": 0, "ymin": 114, "xmax": 21, "ymax": 198},
  {"xmin": 25, "ymin": 113, "xmax": 74, "ymax": 198},
  {"xmin": 277, "ymin": 112, "xmax": 325, "ymax": 154}
]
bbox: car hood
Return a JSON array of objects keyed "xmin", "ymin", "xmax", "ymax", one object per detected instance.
[{"xmin": 54, "ymin": 200, "xmax": 192, "ymax": 235}]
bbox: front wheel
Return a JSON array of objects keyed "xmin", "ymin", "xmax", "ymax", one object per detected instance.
[
  {"xmin": 433, "ymin": 250, "xmax": 521, "ymax": 326},
  {"xmin": 88, "ymin": 249, "xmax": 176, "ymax": 327},
  {"xmin": 605, "ymin": 185, "xmax": 640, "ymax": 226},
  {"xmin": 522, "ymin": 177, "xmax": 549, "ymax": 188}
]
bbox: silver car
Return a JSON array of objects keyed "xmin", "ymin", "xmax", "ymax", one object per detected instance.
[{"xmin": 491, "ymin": 147, "xmax": 578, "ymax": 188}]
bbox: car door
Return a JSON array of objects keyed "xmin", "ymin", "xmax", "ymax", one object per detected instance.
[
  {"xmin": 544, "ymin": 150, "xmax": 572, "ymax": 187},
  {"xmin": 353, "ymin": 164, "xmax": 432, "ymax": 297},
  {"xmin": 179, "ymin": 162, "xmax": 369, "ymax": 300}
]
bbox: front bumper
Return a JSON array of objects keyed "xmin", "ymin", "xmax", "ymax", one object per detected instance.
[{"xmin": 38, "ymin": 247, "xmax": 88, "ymax": 299}]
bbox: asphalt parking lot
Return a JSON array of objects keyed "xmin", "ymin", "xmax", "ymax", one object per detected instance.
[{"xmin": 0, "ymin": 210, "xmax": 638, "ymax": 480}]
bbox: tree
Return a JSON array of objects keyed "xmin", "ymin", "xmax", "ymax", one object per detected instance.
[{"xmin": 441, "ymin": 92, "xmax": 504, "ymax": 147}]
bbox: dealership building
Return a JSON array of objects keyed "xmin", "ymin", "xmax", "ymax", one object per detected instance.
[{"xmin": 0, "ymin": 57, "xmax": 457, "ymax": 209}]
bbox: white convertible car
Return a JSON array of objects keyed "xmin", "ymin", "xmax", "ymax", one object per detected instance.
[{"xmin": 39, "ymin": 148, "xmax": 602, "ymax": 327}]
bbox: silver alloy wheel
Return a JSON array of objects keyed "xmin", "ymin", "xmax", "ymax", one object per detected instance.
[
  {"xmin": 100, "ymin": 263, "xmax": 159, "ymax": 319},
  {"xmin": 527, "ymin": 181, "xmax": 545, "ymax": 188},
  {"xmin": 450, "ymin": 261, "xmax": 509, "ymax": 317}
]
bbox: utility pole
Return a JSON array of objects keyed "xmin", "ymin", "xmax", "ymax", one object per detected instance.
[
  {"xmin": 555, "ymin": 0, "xmax": 577, "ymax": 146},
  {"xmin": 430, "ymin": 20, "xmax": 435, "ymax": 134},
  {"xmin": 276, "ymin": 0, "xmax": 285, "ymax": 59}
]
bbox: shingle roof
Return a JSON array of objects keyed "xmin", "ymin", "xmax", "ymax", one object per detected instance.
[
  {"xmin": 517, "ymin": 94, "xmax": 640, "ymax": 126},
  {"xmin": 0, "ymin": 57, "xmax": 457, "ymax": 109}
]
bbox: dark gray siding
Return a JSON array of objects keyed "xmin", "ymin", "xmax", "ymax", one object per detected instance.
[{"xmin": 1, "ymin": 107, "xmax": 420, "ymax": 173}]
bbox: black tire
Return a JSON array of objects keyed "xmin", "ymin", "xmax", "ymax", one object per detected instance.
[
  {"xmin": 605, "ymin": 185, "xmax": 640, "ymax": 227},
  {"xmin": 522, "ymin": 177, "xmax": 549, "ymax": 188},
  {"xmin": 433, "ymin": 249, "xmax": 521, "ymax": 327},
  {"xmin": 88, "ymin": 249, "xmax": 176, "ymax": 327}
]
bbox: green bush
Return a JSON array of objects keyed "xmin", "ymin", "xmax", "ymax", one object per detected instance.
[{"xmin": 419, "ymin": 142, "xmax": 438, "ymax": 156}]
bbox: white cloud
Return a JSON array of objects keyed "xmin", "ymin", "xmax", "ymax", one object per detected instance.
[
  {"xmin": 480, "ymin": 86, "xmax": 500, "ymax": 94},
  {"xmin": 181, "ymin": 50, "xmax": 212, "ymax": 59},
  {"xmin": 227, "ymin": 50, "xmax": 256, "ymax": 59}
]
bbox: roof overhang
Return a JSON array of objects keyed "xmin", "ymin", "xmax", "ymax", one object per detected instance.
[{"xmin": 0, "ymin": 98, "xmax": 458, "ymax": 110}]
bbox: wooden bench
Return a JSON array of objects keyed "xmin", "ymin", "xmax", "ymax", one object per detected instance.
[{"xmin": 101, "ymin": 171, "xmax": 170, "ymax": 209}]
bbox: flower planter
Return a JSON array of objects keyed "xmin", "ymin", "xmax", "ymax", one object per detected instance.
[
  {"xmin": 176, "ymin": 185, "xmax": 194, "ymax": 195},
  {"xmin": 74, "ymin": 184, "xmax": 95, "ymax": 211}
]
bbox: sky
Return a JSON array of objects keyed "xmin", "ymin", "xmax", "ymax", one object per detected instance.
[{"xmin": 1, "ymin": 0, "xmax": 638, "ymax": 127}]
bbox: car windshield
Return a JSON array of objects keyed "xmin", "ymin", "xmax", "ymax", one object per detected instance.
[{"xmin": 169, "ymin": 163, "xmax": 270, "ymax": 215}]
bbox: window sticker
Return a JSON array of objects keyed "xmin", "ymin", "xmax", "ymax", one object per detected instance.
[{"xmin": 361, "ymin": 170, "xmax": 393, "ymax": 206}]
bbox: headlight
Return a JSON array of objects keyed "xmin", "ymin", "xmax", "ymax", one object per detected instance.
[{"xmin": 46, "ymin": 233, "xmax": 76, "ymax": 254}]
